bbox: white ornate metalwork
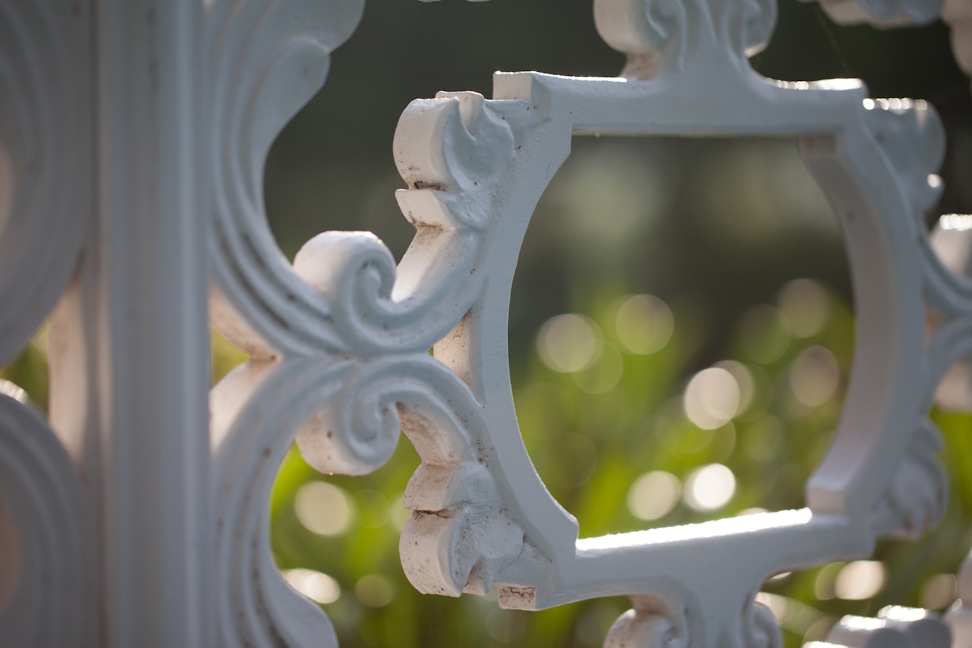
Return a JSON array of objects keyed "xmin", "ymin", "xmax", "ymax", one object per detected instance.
[
  {"xmin": 203, "ymin": 0, "xmax": 970, "ymax": 647},
  {"xmin": 3, "ymin": 0, "xmax": 972, "ymax": 646},
  {"xmin": 0, "ymin": 0, "xmax": 87, "ymax": 368},
  {"xmin": 0, "ymin": 388, "xmax": 94, "ymax": 648},
  {"xmin": 0, "ymin": 2, "xmax": 95, "ymax": 647}
]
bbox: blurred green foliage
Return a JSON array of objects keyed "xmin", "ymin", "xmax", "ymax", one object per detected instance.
[{"xmin": 5, "ymin": 1, "xmax": 972, "ymax": 647}]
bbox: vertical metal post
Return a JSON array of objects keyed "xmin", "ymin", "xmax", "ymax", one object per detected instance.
[{"xmin": 52, "ymin": 1, "xmax": 212, "ymax": 645}]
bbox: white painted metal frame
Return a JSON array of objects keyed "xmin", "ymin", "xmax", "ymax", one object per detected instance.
[{"xmin": 1, "ymin": 0, "xmax": 971, "ymax": 646}]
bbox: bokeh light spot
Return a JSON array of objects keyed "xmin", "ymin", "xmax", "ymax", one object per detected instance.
[
  {"xmin": 714, "ymin": 360, "xmax": 754, "ymax": 417},
  {"xmin": 684, "ymin": 367, "xmax": 741, "ymax": 430},
  {"xmin": 921, "ymin": 573, "xmax": 957, "ymax": 610},
  {"xmin": 537, "ymin": 314, "xmax": 601, "ymax": 373},
  {"xmin": 614, "ymin": 294, "xmax": 674, "ymax": 355},
  {"xmin": 283, "ymin": 568, "xmax": 341, "ymax": 604},
  {"xmin": 834, "ymin": 561, "xmax": 886, "ymax": 600},
  {"xmin": 627, "ymin": 471, "xmax": 681, "ymax": 520},
  {"xmin": 755, "ymin": 592, "xmax": 788, "ymax": 623},
  {"xmin": 778, "ymin": 278, "xmax": 830, "ymax": 338},
  {"xmin": 684, "ymin": 463, "xmax": 736, "ymax": 511},
  {"xmin": 355, "ymin": 573, "xmax": 395, "ymax": 607},
  {"xmin": 0, "ymin": 380, "xmax": 27, "ymax": 404},
  {"xmin": 790, "ymin": 345, "xmax": 840, "ymax": 407},
  {"xmin": 572, "ymin": 342, "xmax": 624, "ymax": 394},
  {"xmin": 485, "ymin": 608, "xmax": 527, "ymax": 643},
  {"xmin": 814, "ymin": 562, "xmax": 843, "ymax": 600},
  {"xmin": 295, "ymin": 481, "xmax": 355, "ymax": 536}
]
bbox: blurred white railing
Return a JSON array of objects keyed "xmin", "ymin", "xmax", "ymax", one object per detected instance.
[{"xmin": 2, "ymin": 0, "xmax": 972, "ymax": 646}]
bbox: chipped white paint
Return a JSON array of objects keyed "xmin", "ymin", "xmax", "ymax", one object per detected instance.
[{"xmin": 2, "ymin": 0, "xmax": 972, "ymax": 647}]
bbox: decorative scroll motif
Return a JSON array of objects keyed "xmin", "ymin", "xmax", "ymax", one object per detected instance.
[
  {"xmin": 0, "ymin": 390, "xmax": 93, "ymax": 648},
  {"xmin": 206, "ymin": 1, "xmax": 970, "ymax": 648},
  {"xmin": 392, "ymin": 2, "xmax": 962, "ymax": 647},
  {"xmin": 206, "ymin": 0, "xmax": 524, "ymax": 644},
  {"xmin": 205, "ymin": 1, "xmax": 364, "ymax": 643},
  {"xmin": 0, "ymin": 1, "xmax": 88, "ymax": 366},
  {"xmin": 0, "ymin": 2, "xmax": 93, "ymax": 646},
  {"xmin": 801, "ymin": 0, "xmax": 945, "ymax": 27}
]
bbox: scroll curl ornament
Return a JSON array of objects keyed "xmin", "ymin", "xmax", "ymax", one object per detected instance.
[
  {"xmin": 206, "ymin": 0, "xmax": 364, "ymax": 358},
  {"xmin": 0, "ymin": 390, "xmax": 94, "ymax": 647},
  {"xmin": 0, "ymin": 1, "xmax": 88, "ymax": 365},
  {"xmin": 207, "ymin": 0, "xmax": 515, "ymax": 360},
  {"xmin": 205, "ymin": 0, "xmax": 523, "ymax": 643},
  {"xmin": 212, "ymin": 360, "xmax": 347, "ymax": 648},
  {"xmin": 208, "ymin": 1, "xmax": 967, "ymax": 647},
  {"xmin": 0, "ymin": 2, "xmax": 93, "ymax": 644},
  {"xmin": 212, "ymin": 351, "xmax": 519, "ymax": 644}
]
